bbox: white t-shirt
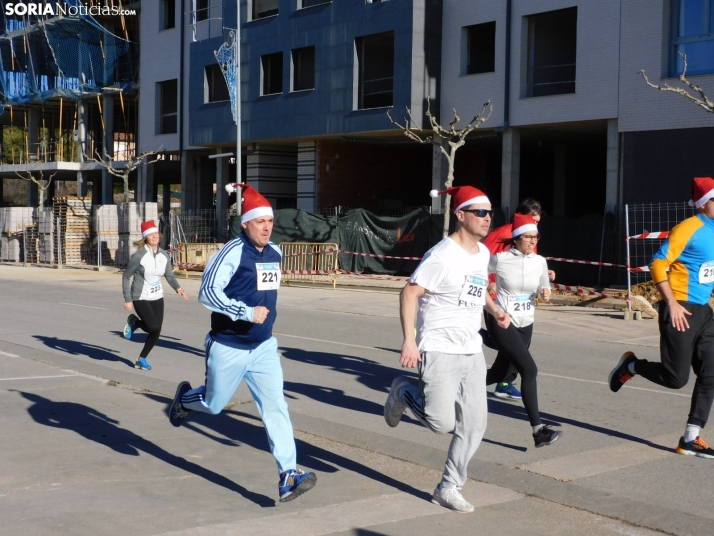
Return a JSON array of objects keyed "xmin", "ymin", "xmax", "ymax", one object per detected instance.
[
  {"xmin": 488, "ymin": 247, "xmax": 550, "ymax": 328},
  {"xmin": 410, "ymin": 237, "xmax": 490, "ymax": 355}
]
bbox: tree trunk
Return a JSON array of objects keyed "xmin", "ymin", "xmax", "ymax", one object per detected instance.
[
  {"xmin": 124, "ymin": 175, "xmax": 130, "ymax": 202},
  {"xmin": 441, "ymin": 149, "xmax": 456, "ymax": 237}
]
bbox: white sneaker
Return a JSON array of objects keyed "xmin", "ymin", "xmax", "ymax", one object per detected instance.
[
  {"xmin": 384, "ymin": 376, "xmax": 409, "ymax": 427},
  {"xmin": 431, "ymin": 485, "xmax": 474, "ymax": 513}
]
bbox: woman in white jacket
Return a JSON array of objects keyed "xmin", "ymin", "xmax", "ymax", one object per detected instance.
[{"xmin": 485, "ymin": 213, "xmax": 562, "ymax": 448}]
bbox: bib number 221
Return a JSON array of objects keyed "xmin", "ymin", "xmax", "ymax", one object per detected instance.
[{"xmin": 256, "ymin": 263, "xmax": 281, "ymax": 291}]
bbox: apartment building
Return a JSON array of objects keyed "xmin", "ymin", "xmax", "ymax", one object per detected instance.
[
  {"xmin": 441, "ymin": 0, "xmax": 714, "ymax": 220},
  {"xmin": 138, "ymin": 0, "xmax": 444, "ymax": 234}
]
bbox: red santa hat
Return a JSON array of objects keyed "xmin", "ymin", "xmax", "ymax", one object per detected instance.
[
  {"xmin": 429, "ymin": 186, "xmax": 490, "ymax": 213},
  {"xmin": 225, "ymin": 183, "xmax": 274, "ymax": 223},
  {"xmin": 688, "ymin": 177, "xmax": 714, "ymax": 208},
  {"xmin": 141, "ymin": 220, "xmax": 158, "ymax": 238},
  {"xmin": 511, "ymin": 213, "xmax": 538, "ymax": 237}
]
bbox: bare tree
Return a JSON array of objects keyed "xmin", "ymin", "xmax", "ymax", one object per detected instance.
[
  {"xmin": 641, "ymin": 54, "xmax": 714, "ymax": 114},
  {"xmin": 87, "ymin": 146, "xmax": 163, "ymax": 202},
  {"xmin": 387, "ymin": 99, "xmax": 493, "ymax": 237},
  {"xmin": 14, "ymin": 169, "xmax": 58, "ymax": 208}
]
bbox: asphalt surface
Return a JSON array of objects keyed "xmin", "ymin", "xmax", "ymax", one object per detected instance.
[{"xmin": 0, "ymin": 265, "xmax": 711, "ymax": 535}]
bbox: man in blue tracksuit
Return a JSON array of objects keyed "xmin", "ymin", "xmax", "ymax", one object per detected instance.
[{"xmin": 168, "ymin": 183, "xmax": 317, "ymax": 501}]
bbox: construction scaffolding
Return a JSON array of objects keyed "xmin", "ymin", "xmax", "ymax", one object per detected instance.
[{"xmin": 0, "ymin": 1, "xmax": 139, "ymax": 175}]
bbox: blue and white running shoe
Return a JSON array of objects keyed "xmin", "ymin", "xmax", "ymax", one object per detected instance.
[
  {"xmin": 134, "ymin": 357, "xmax": 152, "ymax": 371},
  {"xmin": 278, "ymin": 469, "xmax": 317, "ymax": 502},
  {"xmin": 494, "ymin": 382, "xmax": 522, "ymax": 400},
  {"xmin": 124, "ymin": 314, "xmax": 138, "ymax": 340}
]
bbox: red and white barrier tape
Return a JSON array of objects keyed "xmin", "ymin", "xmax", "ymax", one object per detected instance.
[
  {"xmin": 339, "ymin": 270, "xmax": 411, "ymax": 282},
  {"xmin": 628, "ymin": 232, "xmax": 669, "ymax": 240},
  {"xmin": 281, "ymin": 269, "xmax": 410, "ymax": 282},
  {"xmin": 281, "ymin": 247, "xmax": 422, "ymax": 261},
  {"xmin": 282, "ymin": 269, "xmax": 335, "ymax": 275},
  {"xmin": 545, "ymin": 257, "xmax": 627, "ymax": 268},
  {"xmin": 553, "ymin": 284, "xmax": 623, "ymax": 299},
  {"xmin": 339, "ymin": 250, "xmax": 422, "ymax": 261}
]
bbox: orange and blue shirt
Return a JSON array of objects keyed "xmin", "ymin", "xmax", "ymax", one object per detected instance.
[{"xmin": 650, "ymin": 214, "xmax": 714, "ymax": 305}]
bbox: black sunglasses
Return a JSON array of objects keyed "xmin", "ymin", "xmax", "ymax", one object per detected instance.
[{"xmin": 461, "ymin": 209, "xmax": 494, "ymax": 218}]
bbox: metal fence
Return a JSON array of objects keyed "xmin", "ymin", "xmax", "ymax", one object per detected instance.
[{"xmin": 625, "ymin": 202, "xmax": 695, "ymax": 301}]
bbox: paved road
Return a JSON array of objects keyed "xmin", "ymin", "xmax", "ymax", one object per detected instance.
[{"xmin": 0, "ymin": 265, "xmax": 711, "ymax": 535}]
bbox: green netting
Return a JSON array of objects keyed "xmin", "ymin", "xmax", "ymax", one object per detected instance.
[{"xmin": 0, "ymin": 0, "xmax": 134, "ymax": 108}]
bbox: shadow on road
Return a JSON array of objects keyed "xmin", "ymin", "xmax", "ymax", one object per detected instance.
[
  {"xmin": 109, "ymin": 330, "xmax": 205, "ymax": 357},
  {"xmin": 33, "ymin": 335, "xmax": 135, "ymax": 368},
  {"xmin": 140, "ymin": 392, "xmax": 432, "ymax": 503},
  {"xmin": 15, "ymin": 390, "xmax": 276, "ymax": 507},
  {"xmin": 280, "ymin": 346, "xmax": 527, "ymax": 450},
  {"xmin": 280, "ymin": 346, "xmax": 421, "ymax": 424},
  {"xmin": 486, "ymin": 394, "xmax": 672, "ymax": 452}
]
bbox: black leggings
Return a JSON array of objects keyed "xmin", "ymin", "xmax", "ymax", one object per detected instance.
[
  {"xmin": 132, "ymin": 298, "xmax": 164, "ymax": 358},
  {"xmin": 485, "ymin": 314, "xmax": 541, "ymax": 427}
]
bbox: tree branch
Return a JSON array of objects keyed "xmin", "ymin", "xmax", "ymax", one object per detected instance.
[{"xmin": 640, "ymin": 54, "xmax": 714, "ymax": 113}]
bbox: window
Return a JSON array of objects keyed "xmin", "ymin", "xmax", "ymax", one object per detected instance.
[
  {"xmin": 302, "ymin": 0, "xmax": 330, "ymax": 7},
  {"xmin": 253, "ymin": 0, "xmax": 279, "ymax": 19},
  {"xmin": 205, "ymin": 65, "xmax": 230, "ymax": 102},
  {"xmin": 261, "ymin": 52, "xmax": 283, "ymax": 95},
  {"xmin": 671, "ymin": 0, "xmax": 714, "ymax": 75},
  {"xmin": 196, "ymin": 0, "xmax": 209, "ymax": 22},
  {"xmin": 465, "ymin": 22, "xmax": 496, "ymax": 75},
  {"xmin": 526, "ymin": 8, "xmax": 577, "ymax": 97},
  {"xmin": 158, "ymin": 79, "xmax": 178, "ymax": 134},
  {"xmin": 292, "ymin": 47, "xmax": 315, "ymax": 91},
  {"xmin": 160, "ymin": 0, "xmax": 175, "ymax": 31},
  {"xmin": 357, "ymin": 32, "xmax": 394, "ymax": 109}
]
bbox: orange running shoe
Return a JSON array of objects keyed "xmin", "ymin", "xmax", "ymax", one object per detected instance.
[{"xmin": 676, "ymin": 436, "xmax": 714, "ymax": 458}]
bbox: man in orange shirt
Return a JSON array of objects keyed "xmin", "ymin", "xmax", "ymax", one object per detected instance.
[{"xmin": 481, "ymin": 199, "xmax": 555, "ymax": 400}]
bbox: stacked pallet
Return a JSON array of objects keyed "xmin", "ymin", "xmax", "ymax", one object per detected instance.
[
  {"xmin": 22, "ymin": 223, "xmax": 39, "ymax": 263},
  {"xmin": 0, "ymin": 207, "xmax": 34, "ymax": 261},
  {"xmin": 37, "ymin": 207, "xmax": 54, "ymax": 263},
  {"xmin": 53, "ymin": 196, "xmax": 91, "ymax": 265}
]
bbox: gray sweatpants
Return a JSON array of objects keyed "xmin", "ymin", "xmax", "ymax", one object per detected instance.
[{"xmin": 400, "ymin": 350, "xmax": 487, "ymax": 489}]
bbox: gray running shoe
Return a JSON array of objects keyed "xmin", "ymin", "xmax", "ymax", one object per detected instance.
[
  {"xmin": 384, "ymin": 376, "xmax": 409, "ymax": 427},
  {"xmin": 533, "ymin": 425, "xmax": 562, "ymax": 448},
  {"xmin": 431, "ymin": 485, "xmax": 474, "ymax": 513}
]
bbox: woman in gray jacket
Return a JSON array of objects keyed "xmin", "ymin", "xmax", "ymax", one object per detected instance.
[
  {"xmin": 485, "ymin": 213, "xmax": 561, "ymax": 448},
  {"xmin": 122, "ymin": 220, "xmax": 188, "ymax": 370}
]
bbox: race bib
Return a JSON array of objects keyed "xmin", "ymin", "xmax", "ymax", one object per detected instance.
[
  {"xmin": 256, "ymin": 263, "xmax": 281, "ymax": 291},
  {"xmin": 149, "ymin": 280, "xmax": 163, "ymax": 295},
  {"xmin": 458, "ymin": 274, "xmax": 487, "ymax": 307},
  {"xmin": 699, "ymin": 261, "xmax": 714, "ymax": 284},
  {"xmin": 508, "ymin": 294, "xmax": 535, "ymax": 319}
]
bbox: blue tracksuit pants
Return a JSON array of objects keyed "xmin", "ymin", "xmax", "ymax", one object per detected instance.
[{"xmin": 181, "ymin": 334, "xmax": 297, "ymax": 473}]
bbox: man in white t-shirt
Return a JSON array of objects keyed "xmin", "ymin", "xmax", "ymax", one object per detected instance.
[{"xmin": 384, "ymin": 186, "xmax": 510, "ymax": 513}]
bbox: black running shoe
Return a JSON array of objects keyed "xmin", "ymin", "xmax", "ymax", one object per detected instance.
[
  {"xmin": 533, "ymin": 425, "xmax": 562, "ymax": 448},
  {"xmin": 675, "ymin": 436, "xmax": 714, "ymax": 459},
  {"xmin": 169, "ymin": 381, "xmax": 192, "ymax": 427},
  {"xmin": 609, "ymin": 351, "xmax": 637, "ymax": 393}
]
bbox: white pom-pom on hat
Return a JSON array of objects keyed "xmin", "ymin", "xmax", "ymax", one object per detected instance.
[
  {"xmin": 429, "ymin": 189, "xmax": 440, "ymax": 198},
  {"xmin": 225, "ymin": 183, "xmax": 238, "ymax": 194}
]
